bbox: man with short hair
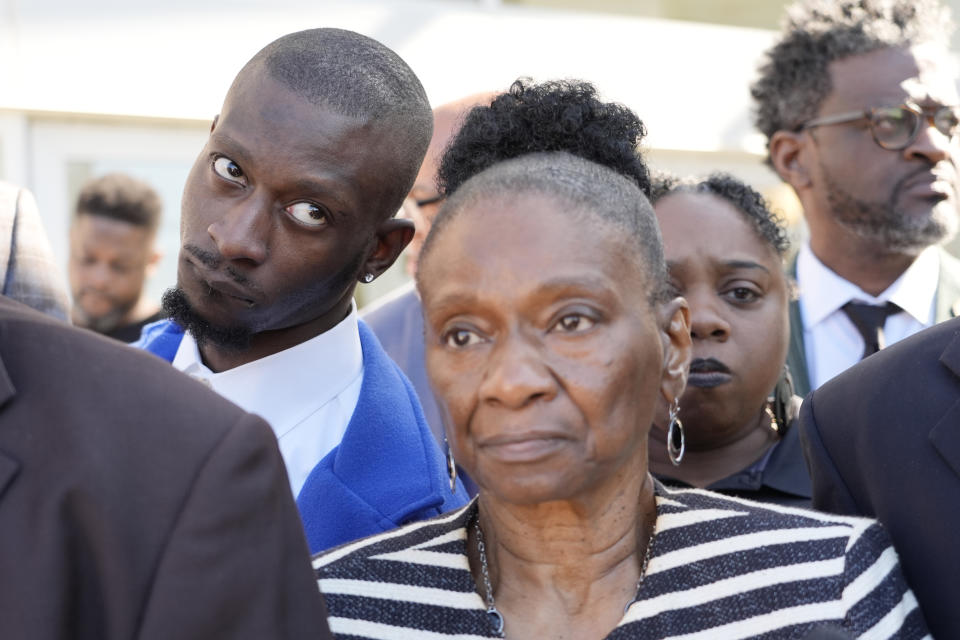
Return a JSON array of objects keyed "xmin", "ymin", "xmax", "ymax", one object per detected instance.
[
  {"xmin": 363, "ymin": 92, "xmax": 494, "ymax": 450},
  {"xmin": 135, "ymin": 28, "xmax": 467, "ymax": 553},
  {"xmin": 69, "ymin": 173, "xmax": 163, "ymax": 342},
  {"xmin": 752, "ymin": 0, "xmax": 960, "ymax": 398},
  {"xmin": 753, "ymin": 1, "xmax": 960, "ymax": 636}
]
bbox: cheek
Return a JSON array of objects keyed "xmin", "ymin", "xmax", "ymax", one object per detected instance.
[{"xmin": 740, "ymin": 307, "xmax": 790, "ymax": 394}]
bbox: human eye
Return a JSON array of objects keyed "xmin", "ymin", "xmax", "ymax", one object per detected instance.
[
  {"xmin": 549, "ymin": 311, "xmax": 597, "ymax": 334},
  {"xmin": 935, "ymin": 106, "xmax": 960, "ymax": 137},
  {"xmin": 723, "ymin": 283, "xmax": 762, "ymax": 304},
  {"xmin": 442, "ymin": 327, "xmax": 484, "ymax": 348},
  {"xmin": 212, "ymin": 155, "xmax": 246, "ymax": 185},
  {"xmin": 285, "ymin": 202, "xmax": 331, "ymax": 228}
]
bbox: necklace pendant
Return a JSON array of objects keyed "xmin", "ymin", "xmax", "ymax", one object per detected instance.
[{"xmin": 487, "ymin": 606, "xmax": 505, "ymax": 637}]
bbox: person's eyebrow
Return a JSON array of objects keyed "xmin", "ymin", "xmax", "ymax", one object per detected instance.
[
  {"xmin": 666, "ymin": 258, "xmax": 771, "ymax": 275},
  {"xmin": 724, "ymin": 259, "xmax": 770, "ymax": 274}
]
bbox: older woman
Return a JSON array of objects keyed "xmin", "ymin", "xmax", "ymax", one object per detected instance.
[
  {"xmin": 313, "ymin": 81, "xmax": 926, "ymax": 639},
  {"xmin": 648, "ymin": 174, "xmax": 810, "ymax": 507}
]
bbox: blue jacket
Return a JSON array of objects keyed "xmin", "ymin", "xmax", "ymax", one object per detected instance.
[{"xmin": 134, "ymin": 319, "xmax": 469, "ymax": 553}]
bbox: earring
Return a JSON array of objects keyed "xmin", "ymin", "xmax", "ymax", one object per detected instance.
[
  {"xmin": 362, "ymin": 273, "xmax": 375, "ymax": 283},
  {"xmin": 766, "ymin": 365, "xmax": 795, "ymax": 435},
  {"xmin": 666, "ymin": 398, "xmax": 685, "ymax": 466},
  {"xmin": 445, "ymin": 438, "xmax": 458, "ymax": 493}
]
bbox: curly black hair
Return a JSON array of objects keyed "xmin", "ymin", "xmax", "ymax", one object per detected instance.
[
  {"xmin": 651, "ymin": 172, "xmax": 790, "ymax": 256},
  {"xmin": 437, "ymin": 79, "xmax": 650, "ymax": 197},
  {"xmin": 751, "ymin": 0, "xmax": 953, "ymax": 162}
]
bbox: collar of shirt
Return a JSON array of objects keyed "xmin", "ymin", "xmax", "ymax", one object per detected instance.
[
  {"xmin": 797, "ymin": 243, "xmax": 939, "ymax": 329},
  {"xmin": 171, "ymin": 304, "xmax": 364, "ymax": 439}
]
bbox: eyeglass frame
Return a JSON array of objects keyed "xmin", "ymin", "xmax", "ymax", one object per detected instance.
[{"xmin": 797, "ymin": 103, "xmax": 960, "ymax": 150}]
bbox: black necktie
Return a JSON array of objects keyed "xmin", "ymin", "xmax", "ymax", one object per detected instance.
[{"xmin": 841, "ymin": 301, "xmax": 902, "ymax": 359}]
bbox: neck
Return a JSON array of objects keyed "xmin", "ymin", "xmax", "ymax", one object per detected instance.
[
  {"xmin": 198, "ymin": 299, "xmax": 352, "ymax": 372},
  {"xmin": 469, "ymin": 473, "xmax": 656, "ymax": 639},
  {"xmin": 649, "ymin": 409, "xmax": 777, "ymax": 488},
  {"xmin": 119, "ymin": 297, "xmax": 160, "ymax": 328},
  {"xmin": 806, "ymin": 222, "xmax": 919, "ymax": 297}
]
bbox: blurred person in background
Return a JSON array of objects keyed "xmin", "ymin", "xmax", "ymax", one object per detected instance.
[
  {"xmin": 69, "ymin": 173, "xmax": 163, "ymax": 342},
  {"xmin": 752, "ymin": 0, "xmax": 960, "ymax": 398},
  {"xmin": 134, "ymin": 28, "xmax": 467, "ymax": 554},
  {"xmin": 314, "ymin": 80, "xmax": 927, "ymax": 639},
  {"xmin": 0, "ymin": 181, "xmax": 70, "ymax": 321},
  {"xmin": 648, "ymin": 173, "xmax": 809, "ymax": 508},
  {"xmin": 363, "ymin": 91, "xmax": 496, "ymax": 458}
]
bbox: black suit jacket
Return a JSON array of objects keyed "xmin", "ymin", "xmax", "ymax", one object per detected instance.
[
  {"xmin": 799, "ymin": 315, "xmax": 960, "ymax": 639},
  {"xmin": 0, "ymin": 296, "xmax": 331, "ymax": 639}
]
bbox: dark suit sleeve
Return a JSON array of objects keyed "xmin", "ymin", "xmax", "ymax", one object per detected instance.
[
  {"xmin": 798, "ymin": 393, "xmax": 863, "ymax": 516},
  {"xmin": 137, "ymin": 413, "xmax": 331, "ymax": 640}
]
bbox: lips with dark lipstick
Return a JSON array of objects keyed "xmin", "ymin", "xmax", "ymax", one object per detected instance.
[{"xmin": 687, "ymin": 357, "xmax": 733, "ymax": 388}]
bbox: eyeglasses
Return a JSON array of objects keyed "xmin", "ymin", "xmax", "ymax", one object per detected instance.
[{"xmin": 799, "ymin": 103, "xmax": 960, "ymax": 150}]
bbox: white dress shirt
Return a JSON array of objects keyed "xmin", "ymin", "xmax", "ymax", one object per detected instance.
[
  {"xmin": 797, "ymin": 243, "xmax": 939, "ymax": 390},
  {"xmin": 172, "ymin": 306, "xmax": 364, "ymax": 498}
]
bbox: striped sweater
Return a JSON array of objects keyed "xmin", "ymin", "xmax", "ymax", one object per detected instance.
[{"xmin": 313, "ymin": 484, "xmax": 929, "ymax": 639}]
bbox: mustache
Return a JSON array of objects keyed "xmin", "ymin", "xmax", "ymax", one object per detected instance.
[
  {"xmin": 895, "ymin": 162, "xmax": 954, "ymax": 191},
  {"xmin": 689, "ymin": 357, "xmax": 731, "ymax": 374},
  {"xmin": 184, "ymin": 244, "xmax": 254, "ymax": 288}
]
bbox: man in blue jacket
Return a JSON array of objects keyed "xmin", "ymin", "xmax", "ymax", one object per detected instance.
[{"xmin": 135, "ymin": 28, "xmax": 467, "ymax": 554}]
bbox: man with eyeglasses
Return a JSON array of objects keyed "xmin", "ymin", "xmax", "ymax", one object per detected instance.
[
  {"xmin": 754, "ymin": 0, "xmax": 960, "ymax": 399},
  {"xmin": 753, "ymin": 2, "xmax": 960, "ymax": 636}
]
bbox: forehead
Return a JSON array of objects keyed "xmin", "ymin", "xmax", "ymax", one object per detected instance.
[
  {"xmin": 217, "ymin": 67, "xmax": 400, "ymax": 218},
  {"xmin": 72, "ymin": 214, "xmax": 151, "ymax": 248},
  {"xmin": 420, "ymin": 192, "xmax": 646, "ymax": 302},
  {"xmin": 655, "ymin": 192, "xmax": 778, "ymax": 266},
  {"xmin": 825, "ymin": 45, "xmax": 960, "ymax": 110}
]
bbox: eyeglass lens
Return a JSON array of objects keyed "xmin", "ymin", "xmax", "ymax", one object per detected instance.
[{"xmin": 870, "ymin": 105, "xmax": 960, "ymax": 149}]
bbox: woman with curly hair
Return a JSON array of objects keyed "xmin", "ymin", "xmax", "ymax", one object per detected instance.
[
  {"xmin": 648, "ymin": 173, "xmax": 810, "ymax": 508},
  {"xmin": 312, "ymin": 80, "xmax": 927, "ymax": 639}
]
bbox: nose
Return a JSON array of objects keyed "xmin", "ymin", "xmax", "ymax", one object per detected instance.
[
  {"xmin": 687, "ymin": 293, "xmax": 730, "ymax": 342},
  {"xmin": 478, "ymin": 333, "xmax": 557, "ymax": 409},
  {"xmin": 86, "ymin": 262, "xmax": 111, "ymax": 290},
  {"xmin": 206, "ymin": 194, "xmax": 272, "ymax": 264},
  {"xmin": 904, "ymin": 118, "xmax": 953, "ymax": 164}
]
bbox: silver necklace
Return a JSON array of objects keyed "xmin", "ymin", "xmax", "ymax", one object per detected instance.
[{"xmin": 473, "ymin": 512, "xmax": 657, "ymax": 638}]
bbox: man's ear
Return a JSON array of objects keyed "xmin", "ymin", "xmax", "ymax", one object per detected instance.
[
  {"xmin": 769, "ymin": 130, "xmax": 811, "ymax": 190},
  {"xmin": 360, "ymin": 217, "xmax": 415, "ymax": 282},
  {"xmin": 658, "ymin": 297, "xmax": 691, "ymax": 408}
]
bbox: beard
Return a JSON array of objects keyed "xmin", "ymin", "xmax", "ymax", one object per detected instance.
[
  {"xmin": 823, "ymin": 167, "xmax": 959, "ymax": 255},
  {"xmin": 161, "ymin": 287, "xmax": 253, "ymax": 351},
  {"xmin": 73, "ymin": 302, "xmax": 130, "ymax": 334}
]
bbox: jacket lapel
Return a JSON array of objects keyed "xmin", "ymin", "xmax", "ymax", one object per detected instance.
[
  {"xmin": 786, "ymin": 255, "xmax": 812, "ymax": 399},
  {"xmin": 935, "ymin": 248, "xmax": 960, "ymax": 321},
  {"xmin": 0, "ymin": 349, "xmax": 21, "ymax": 500},
  {"xmin": 930, "ymin": 329, "xmax": 960, "ymax": 479}
]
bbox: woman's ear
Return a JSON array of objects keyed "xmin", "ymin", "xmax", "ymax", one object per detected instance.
[{"xmin": 659, "ymin": 296, "xmax": 691, "ymax": 407}]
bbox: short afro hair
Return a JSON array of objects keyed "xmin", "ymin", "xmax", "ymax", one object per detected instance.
[
  {"xmin": 74, "ymin": 173, "xmax": 162, "ymax": 233},
  {"xmin": 421, "ymin": 152, "xmax": 667, "ymax": 303},
  {"xmin": 651, "ymin": 171, "xmax": 790, "ymax": 256},
  {"xmin": 241, "ymin": 28, "xmax": 433, "ymax": 219},
  {"xmin": 438, "ymin": 78, "xmax": 650, "ymax": 197},
  {"xmin": 751, "ymin": 0, "xmax": 954, "ymax": 160}
]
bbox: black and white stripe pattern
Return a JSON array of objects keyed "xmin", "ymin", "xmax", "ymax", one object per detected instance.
[{"xmin": 313, "ymin": 485, "xmax": 929, "ymax": 639}]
